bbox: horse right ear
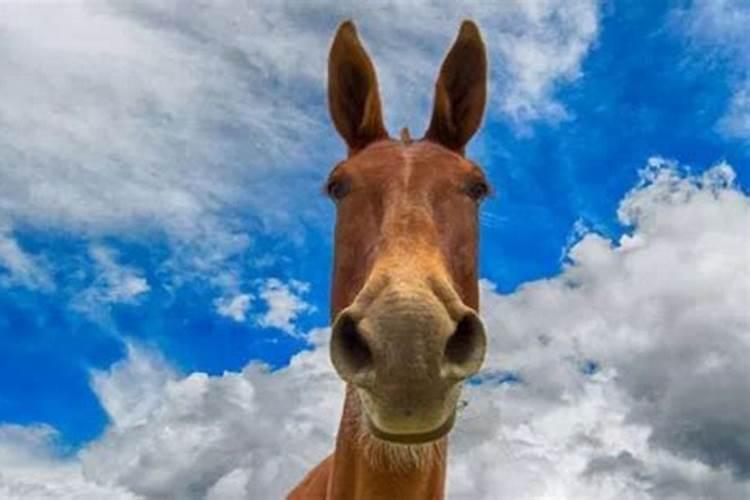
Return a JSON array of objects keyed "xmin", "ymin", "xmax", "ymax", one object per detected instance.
[
  {"xmin": 328, "ymin": 21, "xmax": 389, "ymax": 154},
  {"xmin": 425, "ymin": 21, "xmax": 488, "ymax": 154}
]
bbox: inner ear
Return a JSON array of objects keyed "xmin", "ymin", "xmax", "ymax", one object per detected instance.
[
  {"xmin": 328, "ymin": 21, "xmax": 389, "ymax": 153},
  {"xmin": 425, "ymin": 21, "xmax": 488, "ymax": 154}
]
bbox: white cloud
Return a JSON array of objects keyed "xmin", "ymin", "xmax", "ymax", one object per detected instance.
[
  {"xmin": 673, "ymin": 0, "xmax": 750, "ymax": 141},
  {"xmin": 255, "ymin": 278, "xmax": 314, "ymax": 335},
  {"xmin": 90, "ymin": 343, "xmax": 178, "ymax": 431},
  {"xmin": 2, "ymin": 332, "xmax": 340, "ymax": 500},
  {"xmin": 0, "ymin": 222, "xmax": 53, "ymax": 290},
  {"xmin": 450, "ymin": 158, "xmax": 750, "ymax": 498},
  {"xmin": 214, "ymin": 293, "xmax": 254, "ymax": 323},
  {"xmin": 0, "ymin": 0, "xmax": 600, "ymax": 301},
  {"xmin": 282, "ymin": 0, "xmax": 600, "ymax": 127},
  {"xmin": 213, "ymin": 278, "xmax": 313, "ymax": 328},
  {"xmin": 71, "ymin": 245, "xmax": 150, "ymax": 319},
  {"xmin": 0, "ymin": 0, "xmax": 599, "ymax": 254},
  {"xmin": 719, "ymin": 86, "xmax": 750, "ymax": 140},
  {"xmin": 80, "ymin": 329, "xmax": 342, "ymax": 500},
  {"xmin": 88, "ymin": 246, "xmax": 150, "ymax": 304},
  {"xmin": 0, "ymin": 425, "xmax": 137, "ymax": 500},
  {"xmin": 0, "ymin": 0, "xmax": 322, "ymax": 275},
  {"xmin": 3, "ymin": 158, "xmax": 747, "ymax": 499}
]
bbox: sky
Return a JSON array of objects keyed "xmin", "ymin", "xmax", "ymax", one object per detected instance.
[{"xmin": 0, "ymin": 1, "xmax": 748, "ymax": 499}]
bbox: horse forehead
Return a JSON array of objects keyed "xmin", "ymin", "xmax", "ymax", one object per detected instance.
[{"xmin": 347, "ymin": 141, "xmax": 466, "ymax": 185}]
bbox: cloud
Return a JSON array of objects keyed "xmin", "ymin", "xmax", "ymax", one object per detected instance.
[
  {"xmin": 0, "ymin": 0, "xmax": 599, "ymax": 257},
  {"xmin": 0, "ymin": 223, "xmax": 53, "ymax": 291},
  {"xmin": 0, "ymin": 425, "xmax": 137, "ymax": 500},
  {"xmin": 254, "ymin": 278, "xmax": 314, "ymax": 335},
  {"xmin": 0, "ymin": 0, "xmax": 321, "ymax": 274},
  {"xmin": 719, "ymin": 86, "xmax": 750, "ymax": 140},
  {"xmin": 449, "ymin": 158, "xmax": 750, "ymax": 498},
  {"xmin": 70, "ymin": 245, "xmax": 150, "ymax": 320},
  {"xmin": 0, "ymin": 0, "xmax": 601, "ymax": 312},
  {"xmin": 3, "ymin": 332, "xmax": 341, "ymax": 500},
  {"xmin": 89, "ymin": 344, "xmax": 178, "ymax": 431},
  {"xmin": 212, "ymin": 278, "xmax": 313, "ymax": 330},
  {"xmin": 214, "ymin": 293, "xmax": 254, "ymax": 323},
  {"xmin": 0, "ymin": 157, "xmax": 747, "ymax": 499},
  {"xmin": 672, "ymin": 0, "xmax": 750, "ymax": 141},
  {"xmin": 81, "ymin": 329, "xmax": 342, "ymax": 500},
  {"xmin": 87, "ymin": 245, "xmax": 150, "ymax": 305}
]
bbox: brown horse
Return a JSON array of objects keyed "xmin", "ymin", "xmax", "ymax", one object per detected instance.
[{"xmin": 289, "ymin": 20, "xmax": 489, "ymax": 500}]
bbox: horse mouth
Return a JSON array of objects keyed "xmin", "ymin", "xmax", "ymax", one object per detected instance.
[{"xmin": 366, "ymin": 410, "xmax": 456, "ymax": 444}]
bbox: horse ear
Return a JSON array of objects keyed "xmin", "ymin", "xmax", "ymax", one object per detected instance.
[
  {"xmin": 328, "ymin": 21, "xmax": 388, "ymax": 153},
  {"xmin": 424, "ymin": 21, "xmax": 487, "ymax": 154}
]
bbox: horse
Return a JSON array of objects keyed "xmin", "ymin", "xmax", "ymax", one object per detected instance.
[{"xmin": 289, "ymin": 19, "xmax": 490, "ymax": 500}]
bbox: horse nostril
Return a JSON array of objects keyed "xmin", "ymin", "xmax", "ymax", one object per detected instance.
[
  {"xmin": 443, "ymin": 311, "xmax": 486, "ymax": 379},
  {"xmin": 330, "ymin": 312, "xmax": 373, "ymax": 381}
]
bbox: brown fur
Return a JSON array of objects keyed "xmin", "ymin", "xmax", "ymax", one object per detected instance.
[{"xmin": 288, "ymin": 19, "xmax": 489, "ymax": 500}]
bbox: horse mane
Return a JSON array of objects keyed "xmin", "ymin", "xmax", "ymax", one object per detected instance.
[{"xmin": 400, "ymin": 127, "xmax": 413, "ymax": 145}]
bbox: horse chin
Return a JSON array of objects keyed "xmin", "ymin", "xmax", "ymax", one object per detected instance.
[
  {"xmin": 355, "ymin": 409, "xmax": 452, "ymax": 472},
  {"xmin": 364, "ymin": 410, "xmax": 456, "ymax": 445}
]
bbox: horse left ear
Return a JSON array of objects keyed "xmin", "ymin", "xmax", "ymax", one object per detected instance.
[
  {"xmin": 424, "ymin": 21, "xmax": 488, "ymax": 154},
  {"xmin": 328, "ymin": 21, "xmax": 389, "ymax": 154}
]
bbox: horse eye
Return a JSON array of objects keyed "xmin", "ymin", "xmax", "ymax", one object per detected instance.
[
  {"xmin": 327, "ymin": 179, "xmax": 351, "ymax": 201},
  {"xmin": 466, "ymin": 181, "xmax": 489, "ymax": 201}
]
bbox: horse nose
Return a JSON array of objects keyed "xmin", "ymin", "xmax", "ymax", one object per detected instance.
[
  {"xmin": 330, "ymin": 300, "xmax": 486, "ymax": 385},
  {"xmin": 441, "ymin": 309, "xmax": 486, "ymax": 380},
  {"xmin": 330, "ymin": 311, "xmax": 374, "ymax": 384}
]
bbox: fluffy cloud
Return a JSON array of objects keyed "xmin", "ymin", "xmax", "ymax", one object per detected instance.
[
  {"xmin": 449, "ymin": 158, "xmax": 750, "ymax": 499},
  {"xmin": 1, "ymin": 159, "xmax": 746, "ymax": 499},
  {"xmin": 81, "ymin": 330, "xmax": 341, "ymax": 500},
  {"xmin": 0, "ymin": 425, "xmax": 137, "ymax": 500},
  {"xmin": 1, "ymin": 329, "xmax": 341, "ymax": 500},
  {"xmin": 0, "ymin": 0, "xmax": 599, "ymax": 254},
  {"xmin": 213, "ymin": 278, "xmax": 313, "ymax": 331},
  {"xmin": 214, "ymin": 293, "xmax": 254, "ymax": 323},
  {"xmin": 254, "ymin": 278, "xmax": 314, "ymax": 335},
  {"xmin": 673, "ymin": 0, "xmax": 750, "ymax": 141}
]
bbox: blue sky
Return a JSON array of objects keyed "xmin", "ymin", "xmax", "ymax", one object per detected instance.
[{"xmin": 1, "ymin": 1, "xmax": 749, "ymax": 499}]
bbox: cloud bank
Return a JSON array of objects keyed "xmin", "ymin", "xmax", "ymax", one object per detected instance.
[
  {"xmin": 0, "ymin": 0, "xmax": 599, "ymax": 253},
  {"xmin": 0, "ymin": 159, "xmax": 747, "ymax": 499}
]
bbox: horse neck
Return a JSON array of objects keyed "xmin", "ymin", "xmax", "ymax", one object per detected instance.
[{"xmin": 326, "ymin": 385, "xmax": 448, "ymax": 500}]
